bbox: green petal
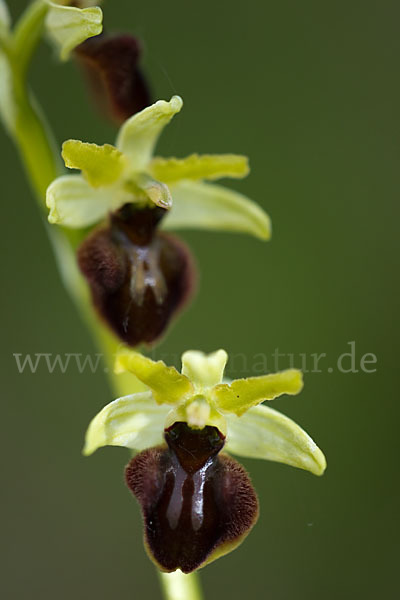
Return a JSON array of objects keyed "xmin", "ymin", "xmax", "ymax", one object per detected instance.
[
  {"xmin": 181, "ymin": 349, "xmax": 228, "ymax": 388},
  {"xmin": 62, "ymin": 140, "xmax": 126, "ymax": 188},
  {"xmin": 212, "ymin": 369, "xmax": 303, "ymax": 416},
  {"xmin": 115, "ymin": 350, "xmax": 194, "ymax": 406},
  {"xmin": 46, "ymin": 174, "xmax": 126, "ymax": 228},
  {"xmin": 225, "ymin": 405, "xmax": 327, "ymax": 476},
  {"xmin": 163, "ymin": 180, "xmax": 271, "ymax": 240},
  {"xmin": 83, "ymin": 392, "xmax": 170, "ymax": 456},
  {"xmin": 45, "ymin": 1, "xmax": 103, "ymax": 61},
  {"xmin": 149, "ymin": 154, "xmax": 249, "ymax": 184},
  {"xmin": 116, "ymin": 96, "xmax": 183, "ymax": 171},
  {"xmin": 136, "ymin": 173, "xmax": 172, "ymax": 209}
]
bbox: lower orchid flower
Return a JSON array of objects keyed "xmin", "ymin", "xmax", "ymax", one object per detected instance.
[{"xmin": 84, "ymin": 349, "xmax": 326, "ymax": 573}]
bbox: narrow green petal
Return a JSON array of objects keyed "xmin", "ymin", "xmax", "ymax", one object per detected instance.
[
  {"xmin": 46, "ymin": 174, "xmax": 119, "ymax": 228},
  {"xmin": 149, "ymin": 154, "xmax": 249, "ymax": 184},
  {"xmin": 225, "ymin": 405, "xmax": 327, "ymax": 476},
  {"xmin": 213, "ymin": 369, "xmax": 303, "ymax": 416},
  {"xmin": 45, "ymin": 2, "xmax": 103, "ymax": 61},
  {"xmin": 163, "ymin": 180, "xmax": 271, "ymax": 240},
  {"xmin": 181, "ymin": 349, "xmax": 228, "ymax": 388},
  {"xmin": 136, "ymin": 172, "xmax": 172, "ymax": 209},
  {"xmin": 62, "ymin": 140, "xmax": 126, "ymax": 188},
  {"xmin": 115, "ymin": 350, "xmax": 194, "ymax": 406},
  {"xmin": 83, "ymin": 392, "xmax": 170, "ymax": 456},
  {"xmin": 116, "ymin": 96, "xmax": 183, "ymax": 170}
]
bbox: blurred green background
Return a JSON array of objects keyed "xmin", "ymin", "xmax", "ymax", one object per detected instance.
[{"xmin": 1, "ymin": 1, "xmax": 399, "ymax": 598}]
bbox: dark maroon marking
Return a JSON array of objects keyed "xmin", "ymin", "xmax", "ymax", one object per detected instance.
[
  {"xmin": 75, "ymin": 33, "xmax": 151, "ymax": 125},
  {"xmin": 125, "ymin": 423, "xmax": 259, "ymax": 573},
  {"xmin": 78, "ymin": 205, "xmax": 196, "ymax": 347}
]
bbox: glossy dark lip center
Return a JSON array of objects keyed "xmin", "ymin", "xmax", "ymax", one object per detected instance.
[
  {"xmin": 163, "ymin": 422, "xmax": 225, "ymax": 532},
  {"xmin": 165, "ymin": 421, "xmax": 225, "ymax": 473},
  {"xmin": 77, "ymin": 205, "xmax": 195, "ymax": 346},
  {"xmin": 125, "ymin": 421, "xmax": 259, "ymax": 573},
  {"xmin": 111, "ymin": 203, "xmax": 167, "ymax": 246},
  {"xmin": 110, "ymin": 206, "xmax": 169, "ymax": 307}
]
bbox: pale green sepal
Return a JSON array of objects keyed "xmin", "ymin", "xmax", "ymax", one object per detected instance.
[
  {"xmin": 46, "ymin": 174, "xmax": 126, "ymax": 227},
  {"xmin": 62, "ymin": 140, "xmax": 126, "ymax": 187},
  {"xmin": 149, "ymin": 154, "xmax": 249, "ymax": 183},
  {"xmin": 213, "ymin": 369, "xmax": 303, "ymax": 416},
  {"xmin": 83, "ymin": 392, "xmax": 170, "ymax": 456},
  {"xmin": 115, "ymin": 350, "xmax": 194, "ymax": 406},
  {"xmin": 163, "ymin": 180, "xmax": 271, "ymax": 240},
  {"xmin": 225, "ymin": 405, "xmax": 327, "ymax": 476},
  {"xmin": 136, "ymin": 172, "xmax": 172, "ymax": 209},
  {"xmin": 116, "ymin": 96, "xmax": 183, "ymax": 171},
  {"xmin": 45, "ymin": 1, "xmax": 103, "ymax": 60},
  {"xmin": 0, "ymin": 0, "xmax": 10, "ymax": 29},
  {"xmin": 181, "ymin": 349, "xmax": 228, "ymax": 388}
]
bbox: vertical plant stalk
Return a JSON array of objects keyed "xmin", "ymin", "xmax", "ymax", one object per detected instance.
[
  {"xmin": 159, "ymin": 571, "xmax": 203, "ymax": 600},
  {"xmin": 0, "ymin": 3, "xmax": 205, "ymax": 599},
  {"xmin": 2, "ymin": 0, "xmax": 58, "ymax": 201}
]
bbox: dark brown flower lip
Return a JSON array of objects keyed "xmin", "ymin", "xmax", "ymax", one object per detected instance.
[
  {"xmin": 74, "ymin": 32, "xmax": 151, "ymax": 125},
  {"xmin": 77, "ymin": 205, "xmax": 196, "ymax": 347},
  {"xmin": 125, "ymin": 422, "xmax": 259, "ymax": 573},
  {"xmin": 110, "ymin": 204, "xmax": 167, "ymax": 246}
]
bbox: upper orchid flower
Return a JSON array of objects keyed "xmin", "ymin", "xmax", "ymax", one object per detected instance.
[
  {"xmin": 74, "ymin": 32, "xmax": 151, "ymax": 125},
  {"xmin": 46, "ymin": 96, "xmax": 271, "ymax": 240},
  {"xmin": 45, "ymin": 1, "xmax": 103, "ymax": 61},
  {"xmin": 84, "ymin": 349, "xmax": 326, "ymax": 573}
]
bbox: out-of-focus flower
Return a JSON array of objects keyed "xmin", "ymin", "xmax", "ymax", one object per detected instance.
[
  {"xmin": 84, "ymin": 349, "xmax": 326, "ymax": 573},
  {"xmin": 45, "ymin": 0, "xmax": 103, "ymax": 60},
  {"xmin": 75, "ymin": 32, "xmax": 151, "ymax": 124}
]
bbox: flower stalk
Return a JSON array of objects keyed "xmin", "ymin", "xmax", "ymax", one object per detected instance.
[
  {"xmin": 159, "ymin": 571, "xmax": 203, "ymax": 600},
  {"xmin": 1, "ymin": 0, "xmax": 58, "ymax": 201}
]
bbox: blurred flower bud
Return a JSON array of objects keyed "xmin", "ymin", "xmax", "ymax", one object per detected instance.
[
  {"xmin": 75, "ymin": 33, "xmax": 151, "ymax": 125},
  {"xmin": 45, "ymin": 1, "xmax": 103, "ymax": 61},
  {"xmin": 77, "ymin": 205, "xmax": 195, "ymax": 346}
]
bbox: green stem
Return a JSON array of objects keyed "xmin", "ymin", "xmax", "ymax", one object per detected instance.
[
  {"xmin": 12, "ymin": 83, "xmax": 60, "ymax": 200},
  {"xmin": 159, "ymin": 571, "xmax": 203, "ymax": 600},
  {"xmin": 13, "ymin": 0, "xmax": 48, "ymax": 79},
  {"xmin": 2, "ymin": 1, "xmax": 57, "ymax": 201}
]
